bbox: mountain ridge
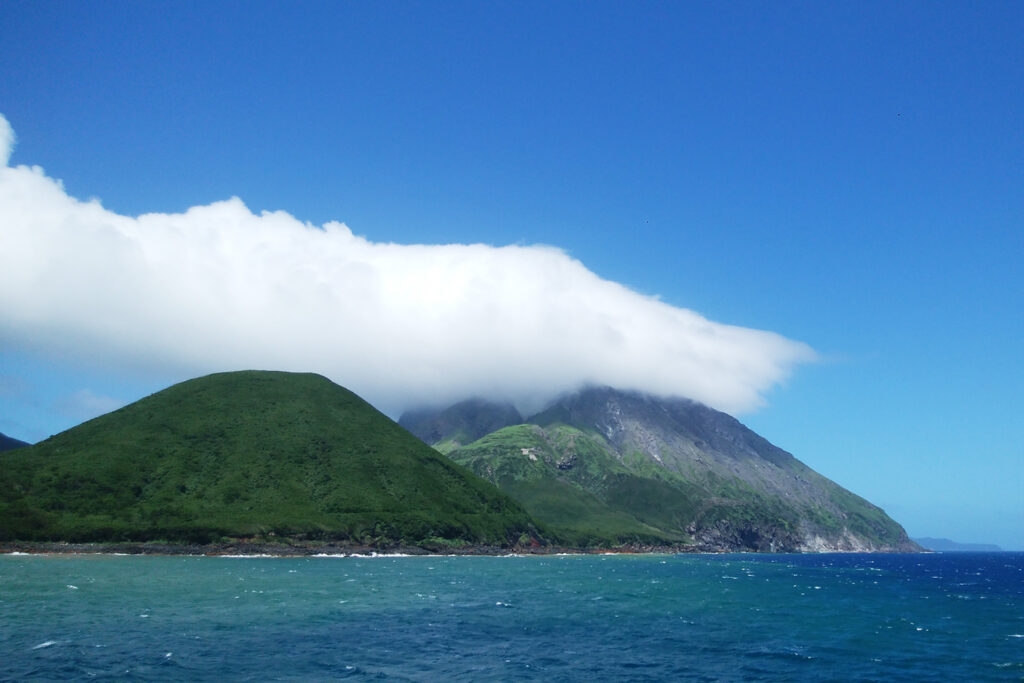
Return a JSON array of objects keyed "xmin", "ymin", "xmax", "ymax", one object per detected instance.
[
  {"xmin": 0, "ymin": 432, "xmax": 29, "ymax": 452},
  {"xmin": 2, "ymin": 373, "xmax": 919, "ymax": 553},
  {"xmin": 914, "ymin": 537, "xmax": 1004, "ymax": 552},
  {"xmin": 399, "ymin": 398, "xmax": 522, "ymax": 454},
  {"xmin": 404, "ymin": 386, "xmax": 919, "ymax": 552}
]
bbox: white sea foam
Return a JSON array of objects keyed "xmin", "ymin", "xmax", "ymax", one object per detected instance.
[{"xmin": 346, "ymin": 552, "xmax": 416, "ymax": 558}]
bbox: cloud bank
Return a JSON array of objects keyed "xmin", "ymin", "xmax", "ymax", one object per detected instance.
[{"xmin": 0, "ymin": 115, "xmax": 814, "ymax": 417}]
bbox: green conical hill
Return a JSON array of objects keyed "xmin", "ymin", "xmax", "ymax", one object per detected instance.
[{"xmin": 0, "ymin": 371, "xmax": 538, "ymax": 547}]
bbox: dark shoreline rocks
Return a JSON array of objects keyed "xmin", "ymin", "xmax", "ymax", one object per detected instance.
[
  {"xmin": 0, "ymin": 540, "xmax": 704, "ymax": 557},
  {"xmin": 0, "ymin": 539, "xmax": 913, "ymax": 556}
]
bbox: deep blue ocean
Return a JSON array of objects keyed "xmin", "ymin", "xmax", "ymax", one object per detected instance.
[{"xmin": 1, "ymin": 552, "xmax": 1021, "ymax": 681}]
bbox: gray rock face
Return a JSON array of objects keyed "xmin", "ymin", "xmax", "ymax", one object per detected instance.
[
  {"xmin": 424, "ymin": 387, "xmax": 920, "ymax": 552},
  {"xmin": 533, "ymin": 387, "xmax": 832, "ymax": 509}
]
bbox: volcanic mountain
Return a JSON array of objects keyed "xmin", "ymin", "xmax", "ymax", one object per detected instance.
[
  {"xmin": 402, "ymin": 387, "xmax": 918, "ymax": 552},
  {"xmin": 0, "ymin": 371, "xmax": 538, "ymax": 548}
]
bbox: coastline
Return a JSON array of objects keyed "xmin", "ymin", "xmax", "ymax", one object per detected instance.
[
  {"xmin": 0, "ymin": 541, "xmax": 698, "ymax": 557},
  {"xmin": 0, "ymin": 540, "xmax": 928, "ymax": 557}
]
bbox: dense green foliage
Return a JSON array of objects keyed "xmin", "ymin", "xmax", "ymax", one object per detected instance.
[
  {"xmin": 449, "ymin": 424, "xmax": 697, "ymax": 546},
  {"xmin": 0, "ymin": 371, "xmax": 539, "ymax": 547}
]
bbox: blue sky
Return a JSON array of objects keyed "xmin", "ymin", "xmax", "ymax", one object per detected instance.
[{"xmin": 1, "ymin": 1, "xmax": 1021, "ymax": 549}]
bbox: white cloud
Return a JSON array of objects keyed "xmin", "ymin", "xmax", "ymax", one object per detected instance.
[{"xmin": 0, "ymin": 114, "xmax": 815, "ymax": 417}]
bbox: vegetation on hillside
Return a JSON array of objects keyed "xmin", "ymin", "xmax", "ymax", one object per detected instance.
[
  {"xmin": 399, "ymin": 399, "xmax": 523, "ymax": 455},
  {"xmin": 440, "ymin": 388, "xmax": 918, "ymax": 552},
  {"xmin": 449, "ymin": 425, "xmax": 694, "ymax": 546},
  {"xmin": 0, "ymin": 371, "xmax": 540, "ymax": 548}
]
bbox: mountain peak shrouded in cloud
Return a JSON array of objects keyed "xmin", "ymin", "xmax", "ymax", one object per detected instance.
[{"xmin": 0, "ymin": 114, "xmax": 815, "ymax": 416}]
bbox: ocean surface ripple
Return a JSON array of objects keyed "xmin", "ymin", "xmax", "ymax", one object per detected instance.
[{"xmin": 1, "ymin": 552, "xmax": 1021, "ymax": 681}]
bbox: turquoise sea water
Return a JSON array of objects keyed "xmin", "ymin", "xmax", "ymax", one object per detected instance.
[{"xmin": 1, "ymin": 552, "xmax": 1021, "ymax": 681}]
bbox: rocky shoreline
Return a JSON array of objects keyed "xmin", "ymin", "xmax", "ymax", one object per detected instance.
[{"xmin": 0, "ymin": 540, "xmax": 702, "ymax": 557}]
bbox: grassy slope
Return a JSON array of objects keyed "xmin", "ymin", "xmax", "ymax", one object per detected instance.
[
  {"xmin": 448, "ymin": 424, "xmax": 696, "ymax": 546},
  {"xmin": 0, "ymin": 371, "xmax": 537, "ymax": 547},
  {"xmin": 449, "ymin": 418, "xmax": 912, "ymax": 550}
]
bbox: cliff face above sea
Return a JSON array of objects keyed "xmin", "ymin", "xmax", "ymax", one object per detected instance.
[{"xmin": 403, "ymin": 387, "xmax": 920, "ymax": 552}]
